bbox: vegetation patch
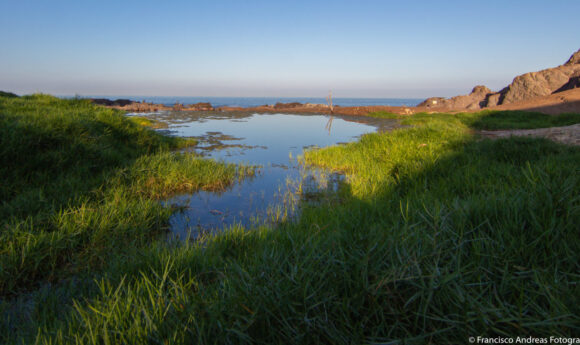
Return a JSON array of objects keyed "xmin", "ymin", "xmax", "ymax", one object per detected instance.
[
  {"xmin": 369, "ymin": 109, "xmax": 580, "ymax": 130},
  {"xmin": 1, "ymin": 97, "xmax": 579, "ymax": 344},
  {"xmin": 0, "ymin": 94, "xmax": 252, "ymax": 298},
  {"xmin": 128, "ymin": 115, "xmax": 169, "ymax": 129}
]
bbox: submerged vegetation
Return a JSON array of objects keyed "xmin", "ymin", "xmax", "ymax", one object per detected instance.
[{"xmin": 1, "ymin": 94, "xmax": 579, "ymax": 344}]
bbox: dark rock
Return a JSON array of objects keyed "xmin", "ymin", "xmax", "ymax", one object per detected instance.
[
  {"xmin": 187, "ymin": 102, "xmax": 214, "ymax": 111},
  {"xmin": 554, "ymin": 74, "xmax": 580, "ymax": 93},
  {"xmin": 113, "ymin": 99, "xmax": 133, "ymax": 106},
  {"xmin": 483, "ymin": 92, "xmax": 502, "ymax": 107},
  {"xmin": 0, "ymin": 91, "xmax": 19, "ymax": 98},
  {"xmin": 274, "ymin": 102, "xmax": 303, "ymax": 109},
  {"xmin": 90, "ymin": 98, "xmax": 134, "ymax": 106},
  {"xmin": 90, "ymin": 98, "xmax": 114, "ymax": 106}
]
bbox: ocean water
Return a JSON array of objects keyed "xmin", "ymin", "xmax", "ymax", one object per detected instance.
[{"xmin": 88, "ymin": 96, "xmax": 423, "ymax": 108}]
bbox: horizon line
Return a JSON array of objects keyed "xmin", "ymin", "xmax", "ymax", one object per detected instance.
[{"xmin": 52, "ymin": 94, "xmax": 426, "ymax": 100}]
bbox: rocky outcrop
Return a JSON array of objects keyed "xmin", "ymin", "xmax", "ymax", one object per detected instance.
[
  {"xmin": 90, "ymin": 98, "xmax": 133, "ymax": 106},
  {"xmin": 565, "ymin": 49, "xmax": 580, "ymax": 65},
  {"xmin": 274, "ymin": 102, "xmax": 303, "ymax": 109},
  {"xmin": 419, "ymin": 48, "xmax": 580, "ymax": 111},
  {"xmin": 189, "ymin": 102, "xmax": 214, "ymax": 111},
  {"xmin": 553, "ymin": 73, "xmax": 580, "ymax": 93},
  {"xmin": 486, "ymin": 48, "xmax": 580, "ymax": 107},
  {"xmin": 498, "ymin": 65, "xmax": 580, "ymax": 105},
  {"xmin": 418, "ymin": 85, "xmax": 491, "ymax": 110}
]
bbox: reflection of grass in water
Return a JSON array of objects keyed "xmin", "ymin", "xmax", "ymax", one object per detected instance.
[{"xmin": 264, "ymin": 165, "xmax": 348, "ymax": 228}]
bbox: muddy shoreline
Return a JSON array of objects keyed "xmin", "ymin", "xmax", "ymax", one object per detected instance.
[
  {"xmin": 91, "ymin": 98, "xmax": 423, "ymax": 116},
  {"xmin": 92, "ymin": 88, "xmax": 580, "ymax": 117}
]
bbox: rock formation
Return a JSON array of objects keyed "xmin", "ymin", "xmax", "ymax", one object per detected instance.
[
  {"xmin": 273, "ymin": 102, "xmax": 303, "ymax": 109},
  {"xmin": 419, "ymin": 48, "xmax": 580, "ymax": 111},
  {"xmin": 418, "ymin": 85, "xmax": 491, "ymax": 110},
  {"xmin": 494, "ymin": 50, "xmax": 580, "ymax": 105},
  {"xmin": 90, "ymin": 98, "xmax": 133, "ymax": 107}
]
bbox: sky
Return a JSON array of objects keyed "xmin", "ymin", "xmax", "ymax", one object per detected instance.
[{"xmin": 1, "ymin": 0, "xmax": 579, "ymax": 98}]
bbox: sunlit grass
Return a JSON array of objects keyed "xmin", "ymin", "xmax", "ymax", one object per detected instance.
[{"xmin": 369, "ymin": 109, "xmax": 580, "ymax": 130}]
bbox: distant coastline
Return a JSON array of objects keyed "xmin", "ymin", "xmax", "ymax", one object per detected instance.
[{"xmin": 68, "ymin": 96, "xmax": 423, "ymax": 108}]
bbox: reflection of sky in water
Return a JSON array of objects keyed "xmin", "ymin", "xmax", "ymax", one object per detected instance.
[{"xmin": 133, "ymin": 111, "xmax": 400, "ymax": 239}]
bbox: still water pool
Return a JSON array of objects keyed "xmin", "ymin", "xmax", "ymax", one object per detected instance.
[{"xmin": 129, "ymin": 111, "xmax": 400, "ymax": 239}]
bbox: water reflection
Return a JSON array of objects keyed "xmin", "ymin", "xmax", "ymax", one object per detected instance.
[{"xmin": 128, "ymin": 111, "xmax": 400, "ymax": 239}]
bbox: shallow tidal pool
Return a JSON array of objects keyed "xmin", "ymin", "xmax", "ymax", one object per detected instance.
[{"xmin": 129, "ymin": 111, "xmax": 399, "ymax": 239}]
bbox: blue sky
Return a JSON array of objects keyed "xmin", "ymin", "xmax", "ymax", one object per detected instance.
[{"xmin": 1, "ymin": 0, "xmax": 579, "ymax": 98}]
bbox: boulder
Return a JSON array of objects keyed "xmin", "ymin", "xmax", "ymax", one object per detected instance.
[
  {"xmin": 90, "ymin": 98, "xmax": 114, "ymax": 106},
  {"xmin": 417, "ymin": 85, "xmax": 491, "ymax": 110},
  {"xmin": 471, "ymin": 85, "xmax": 492, "ymax": 94},
  {"xmin": 500, "ymin": 68, "xmax": 574, "ymax": 104},
  {"xmin": 187, "ymin": 102, "xmax": 214, "ymax": 111},
  {"xmin": 417, "ymin": 97, "xmax": 447, "ymax": 107},
  {"xmin": 113, "ymin": 99, "xmax": 133, "ymax": 106},
  {"xmin": 554, "ymin": 74, "xmax": 580, "ymax": 93},
  {"xmin": 484, "ymin": 92, "xmax": 502, "ymax": 107},
  {"xmin": 274, "ymin": 102, "xmax": 303, "ymax": 109},
  {"xmin": 90, "ymin": 98, "xmax": 134, "ymax": 106}
]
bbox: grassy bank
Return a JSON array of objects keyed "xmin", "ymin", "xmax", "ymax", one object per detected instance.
[
  {"xmin": 1, "ymin": 97, "xmax": 579, "ymax": 344},
  {"xmin": 370, "ymin": 109, "xmax": 580, "ymax": 130},
  {"xmin": 0, "ymin": 94, "xmax": 252, "ymax": 298}
]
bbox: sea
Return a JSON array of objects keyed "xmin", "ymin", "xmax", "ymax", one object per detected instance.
[{"xmin": 82, "ymin": 96, "xmax": 423, "ymax": 108}]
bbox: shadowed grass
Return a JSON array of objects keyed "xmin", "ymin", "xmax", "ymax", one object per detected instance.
[{"xmin": 1, "ymin": 98, "xmax": 579, "ymax": 344}]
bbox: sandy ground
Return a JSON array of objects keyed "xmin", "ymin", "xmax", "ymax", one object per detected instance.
[
  {"xmin": 472, "ymin": 89, "xmax": 580, "ymax": 146},
  {"xmin": 484, "ymin": 88, "xmax": 580, "ymax": 115},
  {"xmin": 478, "ymin": 123, "xmax": 580, "ymax": 146}
]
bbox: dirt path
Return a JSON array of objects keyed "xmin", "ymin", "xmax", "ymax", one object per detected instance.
[{"xmin": 477, "ymin": 123, "xmax": 580, "ymax": 146}]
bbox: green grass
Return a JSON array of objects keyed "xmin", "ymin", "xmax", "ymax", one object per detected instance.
[
  {"xmin": 128, "ymin": 115, "xmax": 169, "ymax": 129},
  {"xmin": 369, "ymin": 109, "xmax": 580, "ymax": 130},
  {"xmin": 0, "ymin": 94, "xmax": 252, "ymax": 297},
  {"xmin": 1, "ymin": 97, "xmax": 579, "ymax": 344}
]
